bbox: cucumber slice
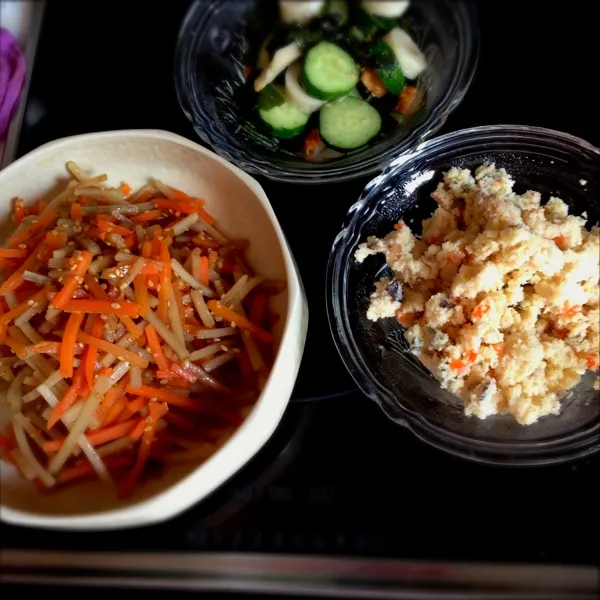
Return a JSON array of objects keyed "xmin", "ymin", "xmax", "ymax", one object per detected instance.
[
  {"xmin": 370, "ymin": 40, "xmax": 405, "ymax": 94},
  {"xmin": 362, "ymin": 1, "xmax": 410, "ymax": 19},
  {"xmin": 302, "ymin": 42, "xmax": 359, "ymax": 100},
  {"xmin": 383, "ymin": 28, "xmax": 426, "ymax": 80},
  {"xmin": 319, "ymin": 96, "xmax": 381, "ymax": 149},
  {"xmin": 259, "ymin": 84, "xmax": 310, "ymax": 139}
]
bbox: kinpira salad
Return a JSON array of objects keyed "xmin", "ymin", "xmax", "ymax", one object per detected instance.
[
  {"xmin": 245, "ymin": 0, "xmax": 427, "ymax": 161},
  {"xmin": 0, "ymin": 162, "xmax": 280, "ymax": 497}
]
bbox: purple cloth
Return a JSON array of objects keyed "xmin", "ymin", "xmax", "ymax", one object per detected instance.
[{"xmin": 0, "ymin": 28, "xmax": 26, "ymax": 140}]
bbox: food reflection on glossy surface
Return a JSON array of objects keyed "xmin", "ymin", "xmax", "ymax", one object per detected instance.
[
  {"xmin": 0, "ymin": 162, "xmax": 281, "ymax": 497},
  {"xmin": 357, "ymin": 164, "xmax": 600, "ymax": 425}
]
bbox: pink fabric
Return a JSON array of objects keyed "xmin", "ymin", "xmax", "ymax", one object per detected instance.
[{"xmin": 0, "ymin": 28, "xmax": 26, "ymax": 140}]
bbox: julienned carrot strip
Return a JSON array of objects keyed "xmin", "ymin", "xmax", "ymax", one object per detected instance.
[
  {"xmin": 126, "ymin": 396, "xmax": 147, "ymax": 415},
  {"xmin": 70, "ymin": 203, "xmax": 83, "ymax": 220},
  {"xmin": 145, "ymin": 324, "xmax": 169, "ymax": 371},
  {"xmin": 31, "ymin": 341, "xmax": 61, "ymax": 355},
  {"xmin": 76, "ymin": 331, "xmax": 149, "ymax": 368},
  {"xmin": 102, "ymin": 395, "xmax": 128, "ymax": 427},
  {"xmin": 132, "ymin": 210, "xmax": 162, "ymax": 223},
  {"xmin": 48, "ymin": 361, "xmax": 86, "ymax": 428},
  {"xmin": 85, "ymin": 316, "xmax": 102, "ymax": 389},
  {"xmin": 45, "ymin": 231, "xmax": 68, "ymax": 250},
  {"xmin": 120, "ymin": 182, "xmax": 132, "ymax": 197},
  {"xmin": 199, "ymin": 256, "xmax": 209, "ymax": 287},
  {"xmin": 119, "ymin": 402, "xmax": 168, "ymax": 498},
  {"xmin": 96, "ymin": 219, "xmax": 131, "ymax": 236},
  {"xmin": 119, "ymin": 315, "xmax": 144, "ymax": 339},
  {"xmin": 0, "ymin": 286, "xmax": 53, "ymax": 327},
  {"xmin": 133, "ymin": 275, "xmax": 150, "ymax": 317},
  {"xmin": 0, "ymin": 249, "xmax": 27, "ymax": 259},
  {"xmin": 60, "ymin": 312, "xmax": 86, "ymax": 378},
  {"xmin": 51, "ymin": 250, "xmax": 93, "ymax": 309},
  {"xmin": 129, "ymin": 418, "xmax": 146, "ymax": 441},
  {"xmin": 0, "ymin": 239, "xmax": 46, "ymax": 296},
  {"xmin": 126, "ymin": 384, "xmax": 199, "ymax": 410},
  {"xmin": 84, "ymin": 273, "xmax": 110, "ymax": 300},
  {"xmin": 4, "ymin": 334, "xmax": 28, "ymax": 358},
  {"xmin": 158, "ymin": 241, "xmax": 171, "ymax": 323},
  {"xmin": 95, "ymin": 380, "xmax": 128, "ymax": 426},
  {"xmin": 61, "ymin": 299, "xmax": 141, "ymax": 317},
  {"xmin": 206, "ymin": 300, "xmax": 273, "ymax": 344},
  {"xmin": 7, "ymin": 210, "xmax": 57, "ymax": 249}
]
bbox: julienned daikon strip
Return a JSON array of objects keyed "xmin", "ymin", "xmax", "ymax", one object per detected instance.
[
  {"xmin": 12, "ymin": 422, "xmax": 56, "ymax": 487},
  {"xmin": 168, "ymin": 288, "xmax": 186, "ymax": 348},
  {"xmin": 145, "ymin": 309, "xmax": 190, "ymax": 360},
  {"xmin": 190, "ymin": 220, "xmax": 228, "ymax": 245},
  {"xmin": 7, "ymin": 369, "xmax": 28, "ymax": 414},
  {"xmin": 195, "ymin": 326, "xmax": 237, "ymax": 340},
  {"xmin": 48, "ymin": 362, "xmax": 130, "ymax": 474},
  {"xmin": 188, "ymin": 342, "xmax": 231, "ymax": 362},
  {"xmin": 74, "ymin": 187, "xmax": 127, "ymax": 205},
  {"xmin": 129, "ymin": 365, "xmax": 143, "ymax": 389},
  {"xmin": 170, "ymin": 213, "xmax": 198, "ymax": 236},
  {"xmin": 171, "ymin": 257, "xmax": 204, "ymax": 290},
  {"xmin": 22, "ymin": 271, "xmax": 51, "ymax": 285},
  {"xmin": 13, "ymin": 413, "xmax": 48, "ymax": 453},
  {"xmin": 190, "ymin": 290, "xmax": 215, "ymax": 328},
  {"xmin": 37, "ymin": 378, "xmax": 115, "ymax": 483},
  {"xmin": 203, "ymin": 353, "xmax": 236, "ymax": 373}
]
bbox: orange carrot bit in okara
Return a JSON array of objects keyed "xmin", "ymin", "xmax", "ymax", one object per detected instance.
[
  {"xmin": 60, "ymin": 312, "xmax": 86, "ymax": 378},
  {"xmin": 206, "ymin": 300, "xmax": 273, "ymax": 344},
  {"xmin": 491, "ymin": 343, "xmax": 505, "ymax": 356},
  {"xmin": 586, "ymin": 354, "xmax": 599, "ymax": 370},
  {"xmin": 465, "ymin": 350, "xmax": 478, "ymax": 363},
  {"xmin": 450, "ymin": 359, "xmax": 467, "ymax": 371},
  {"xmin": 562, "ymin": 302, "xmax": 581, "ymax": 317},
  {"xmin": 553, "ymin": 235, "xmax": 566, "ymax": 249},
  {"xmin": 472, "ymin": 302, "xmax": 490, "ymax": 320}
]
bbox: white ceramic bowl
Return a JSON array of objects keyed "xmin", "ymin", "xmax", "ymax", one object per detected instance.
[{"xmin": 0, "ymin": 130, "xmax": 308, "ymax": 530}]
